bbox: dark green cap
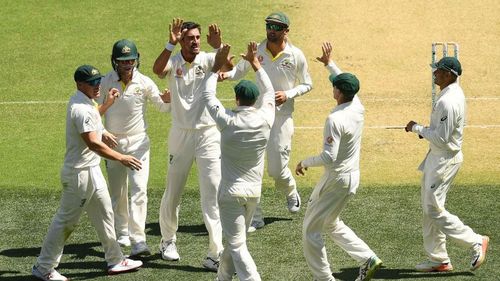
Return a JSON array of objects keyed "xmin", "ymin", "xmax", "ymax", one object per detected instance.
[
  {"xmin": 234, "ymin": 80, "xmax": 260, "ymax": 101},
  {"xmin": 329, "ymin": 73, "xmax": 360, "ymax": 97},
  {"xmin": 265, "ymin": 12, "xmax": 290, "ymax": 27},
  {"xmin": 112, "ymin": 39, "xmax": 138, "ymax": 61},
  {"xmin": 430, "ymin": 56, "xmax": 462, "ymax": 76},
  {"xmin": 74, "ymin": 65, "xmax": 103, "ymax": 85}
]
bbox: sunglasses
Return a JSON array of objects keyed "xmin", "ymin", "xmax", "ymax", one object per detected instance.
[{"xmin": 266, "ymin": 23, "xmax": 286, "ymax": 31}]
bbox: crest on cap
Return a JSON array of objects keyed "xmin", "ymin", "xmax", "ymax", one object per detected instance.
[
  {"xmin": 122, "ymin": 45, "xmax": 131, "ymax": 54},
  {"xmin": 91, "ymin": 69, "xmax": 99, "ymax": 75}
]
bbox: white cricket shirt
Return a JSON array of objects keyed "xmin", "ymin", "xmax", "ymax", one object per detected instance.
[
  {"xmin": 158, "ymin": 51, "xmax": 216, "ymax": 129},
  {"xmin": 412, "ymin": 82, "xmax": 465, "ymax": 160},
  {"xmin": 227, "ymin": 40, "xmax": 312, "ymax": 116},
  {"xmin": 63, "ymin": 91, "xmax": 102, "ymax": 169},
  {"xmin": 98, "ymin": 69, "xmax": 169, "ymax": 135},
  {"xmin": 302, "ymin": 95, "xmax": 364, "ymax": 175},
  {"xmin": 202, "ymin": 69, "xmax": 275, "ymax": 197}
]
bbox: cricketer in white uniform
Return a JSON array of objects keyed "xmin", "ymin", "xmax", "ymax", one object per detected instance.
[
  {"xmin": 152, "ymin": 19, "xmax": 228, "ymax": 270},
  {"xmin": 406, "ymin": 57, "xmax": 489, "ymax": 272},
  {"xmin": 296, "ymin": 42, "xmax": 382, "ymax": 281},
  {"xmin": 32, "ymin": 65, "xmax": 142, "ymax": 281},
  {"xmin": 203, "ymin": 43, "xmax": 274, "ymax": 281},
  {"xmin": 97, "ymin": 39, "xmax": 170, "ymax": 256},
  {"xmin": 223, "ymin": 12, "xmax": 313, "ymax": 230}
]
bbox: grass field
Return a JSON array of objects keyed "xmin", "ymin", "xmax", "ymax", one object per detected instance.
[{"xmin": 1, "ymin": 0, "xmax": 498, "ymax": 280}]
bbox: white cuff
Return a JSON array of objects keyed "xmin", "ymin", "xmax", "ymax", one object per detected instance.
[{"xmin": 165, "ymin": 42, "xmax": 175, "ymax": 52}]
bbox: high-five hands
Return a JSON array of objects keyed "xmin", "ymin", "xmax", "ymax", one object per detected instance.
[{"xmin": 316, "ymin": 41, "xmax": 332, "ymax": 66}]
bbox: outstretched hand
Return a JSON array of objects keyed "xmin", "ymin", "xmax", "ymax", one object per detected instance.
[
  {"xmin": 161, "ymin": 89, "xmax": 171, "ymax": 103},
  {"xmin": 241, "ymin": 41, "xmax": 260, "ymax": 71},
  {"xmin": 295, "ymin": 161, "xmax": 308, "ymax": 176},
  {"xmin": 169, "ymin": 18, "xmax": 184, "ymax": 45},
  {"xmin": 212, "ymin": 44, "xmax": 231, "ymax": 73},
  {"xmin": 207, "ymin": 24, "xmax": 222, "ymax": 49},
  {"xmin": 316, "ymin": 41, "xmax": 333, "ymax": 66}
]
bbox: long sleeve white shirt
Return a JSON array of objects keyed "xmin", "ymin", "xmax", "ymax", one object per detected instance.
[
  {"xmin": 201, "ymin": 69, "xmax": 275, "ymax": 197},
  {"xmin": 225, "ymin": 40, "xmax": 312, "ymax": 116},
  {"xmin": 159, "ymin": 51, "xmax": 217, "ymax": 129},
  {"xmin": 301, "ymin": 97, "xmax": 365, "ymax": 175},
  {"xmin": 97, "ymin": 69, "xmax": 169, "ymax": 135},
  {"xmin": 412, "ymin": 82, "xmax": 465, "ymax": 159}
]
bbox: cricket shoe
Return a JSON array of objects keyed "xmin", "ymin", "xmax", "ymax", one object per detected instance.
[
  {"xmin": 131, "ymin": 241, "xmax": 151, "ymax": 256},
  {"xmin": 108, "ymin": 258, "xmax": 142, "ymax": 275},
  {"xmin": 32, "ymin": 265, "xmax": 68, "ymax": 281},
  {"xmin": 286, "ymin": 191, "xmax": 301, "ymax": 213},
  {"xmin": 355, "ymin": 256, "xmax": 382, "ymax": 281},
  {"xmin": 470, "ymin": 235, "xmax": 489, "ymax": 271},
  {"xmin": 202, "ymin": 256, "xmax": 220, "ymax": 272},
  {"xmin": 160, "ymin": 239, "xmax": 180, "ymax": 261},
  {"xmin": 117, "ymin": 235, "xmax": 131, "ymax": 247},
  {"xmin": 247, "ymin": 219, "xmax": 265, "ymax": 233},
  {"xmin": 415, "ymin": 260, "xmax": 453, "ymax": 272}
]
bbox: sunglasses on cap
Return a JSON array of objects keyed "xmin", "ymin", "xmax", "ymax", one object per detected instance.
[
  {"xmin": 86, "ymin": 78, "xmax": 102, "ymax": 86},
  {"xmin": 266, "ymin": 23, "xmax": 286, "ymax": 31}
]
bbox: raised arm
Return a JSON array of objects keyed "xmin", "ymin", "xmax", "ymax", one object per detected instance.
[
  {"xmin": 153, "ymin": 18, "xmax": 184, "ymax": 77},
  {"xmin": 317, "ymin": 41, "xmax": 343, "ymax": 76}
]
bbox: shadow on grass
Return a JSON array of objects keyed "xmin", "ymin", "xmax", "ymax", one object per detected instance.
[
  {"xmin": 146, "ymin": 217, "xmax": 292, "ymax": 237},
  {"xmin": 334, "ymin": 266, "xmax": 474, "ymax": 280},
  {"xmin": 0, "ymin": 242, "xmax": 103, "ymax": 259}
]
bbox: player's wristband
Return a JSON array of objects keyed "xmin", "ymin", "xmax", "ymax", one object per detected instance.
[{"xmin": 165, "ymin": 42, "xmax": 175, "ymax": 52}]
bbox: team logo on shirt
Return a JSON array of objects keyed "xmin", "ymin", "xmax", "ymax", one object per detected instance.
[
  {"xmin": 132, "ymin": 87, "xmax": 142, "ymax": 96},
  {"xmin": 175, "ymin": 68, "xmax": 183, "ymax": 77},
  {"xmin": 326, "ymin": 136, "xmax": 333, "ymax": 143},
  {"xmin": 194, "ymin": 65, "xmax": 205, "ymax": 77},
  {"xmin": 440, "ymin": 116, "xmax": 447, "ymax": 121},
  {"xmin": 258, "ymin": 55, "xmax": 264, "ymax": 63},
  {"xmin": 85, "ymin": 117, "xmax": 91, "ymax": 125},
  {"xmin": 280, "ymin": 59, "xmax": 293, "ymax": 70}
]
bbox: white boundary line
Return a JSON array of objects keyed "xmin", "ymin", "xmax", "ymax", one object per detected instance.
[
  {"xmin": 296, "ymin": 125, "xmax": 500, "ymax": 129},
  {"xmin": 1, "ymin": 96, "xmax": 500, "ymax": 105}
]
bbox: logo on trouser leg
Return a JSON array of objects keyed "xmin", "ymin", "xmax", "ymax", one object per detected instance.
[
  {"xmin": 169, "ymin": 154, "xmax": 174, "ymax": 164},
  {"xmin": 430, "ymin": 184, "xmax": 436, "ymax": 189}
]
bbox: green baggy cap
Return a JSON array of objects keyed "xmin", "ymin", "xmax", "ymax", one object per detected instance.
[
  {"xmin": 265, "ymin": 12, "xmax": 290, "ymax": 27},
  {"xmin": 112, "ymin": 39, "xmax": 139, "ymax": 61},
  {"xmin": 329, "ymin": 73, "xmax": 360, "ymax": 97},
  {"xmin": 234, "ymin": 80, "xmax": 260, "ymax": 101},
  {"xmin": 74, "ymin": 65, "xmax": 103, "ymax": 84},
  {"xmin": 430, "ymin": 56, "xmax": 462, "ymax": 76}
]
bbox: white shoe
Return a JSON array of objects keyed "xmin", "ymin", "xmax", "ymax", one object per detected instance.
[
  {"xmin": 471, "ymin": 236, "xmax": 489, "ymax": 271},
  {"xmin": 286, "ymin": 191, "xmax": 301, "ymax": 213},
  {"xmin": 202, "ymin": 256, "xmax": 220, "ymax": 272},
  {"xmin": 32, "ymin": 265, "xmax": 68, "ymax": 281},
  {"xmin": 117, "ymin": 235, "xmax": 131, "ymax": 247},
  {"xmin": 131, "ymin": 241, "xmax": 151, "ymax": 256},
  {"xmin": 247, "ymin": 219, "xmax": 265, "ymax": 233},
  {"xmin": 160, "ymin": 240, "xmax": 180, "ymax": 261},
  {"xmin": 108, "ymin": 258, "xmax": 142, "ymax": 275}
]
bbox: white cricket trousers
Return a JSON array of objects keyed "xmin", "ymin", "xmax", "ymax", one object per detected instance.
[
  {"xmin": 420, "ymin": 153, "xmax": 482, "ymax": 263},
  {"xmin": 217, "ymin": 190, "xmax": 261, "ymax": 281},
  {"xmin": 253, "ymin": 115, "xmax": 296, "ymax": 222},
  {"xmin": 159, "ymin": 125, "xmax": 223, "ymax": 258},
  {"xmin": 106, "ymin": 132, "xmax": 150, "ymax": 244},
  {"xmin": 35, "ymin": 166, "xmax": 123, "ymax": 275},
  {"xmin": 303, "ymin": 171, "xmax": 375, "ymax": 281}
]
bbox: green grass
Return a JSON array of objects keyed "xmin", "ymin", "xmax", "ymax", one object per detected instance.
[
  {"xmin": 1, "ymin": 1, "xmax": 499, "ymax": 280},
  {"xmin": 0, "ymin": 184, "xmax": 497, "ymax": 280}
]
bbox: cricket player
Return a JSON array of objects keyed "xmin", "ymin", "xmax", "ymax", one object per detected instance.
[
  {"xmin": 152, "ymin": 18, "xmax": 230, "ymax": 271},
  {"xmin": 96, "ymin": 39, "xmax": 170, "ymax": 256},
  {"xmin": 32, "ymin": 65, "xmax": 143, "ymax": 281},
  {"xmin": 296, "ymin": 42, "xmax": 382, "ymax": 281},
  {"xmin": 221, "ymin": 12, "xmax": 313, "ymax": 231},
  {"xmin": 202, "ymin": 43, "xmax": 274, "ymax": 281},
  {"xmin": 405, "ymin": 57, "xmax": 489, "ymax": 272}
]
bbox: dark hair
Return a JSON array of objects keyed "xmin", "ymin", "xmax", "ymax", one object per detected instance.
[
  {"xmin": 235, "ymin": 94, "xmax": 256, "ymax": 106},
  {"xmin": 182, "ymin": 22, "xmax": 201, "ymax": 32}
]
